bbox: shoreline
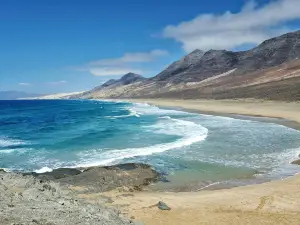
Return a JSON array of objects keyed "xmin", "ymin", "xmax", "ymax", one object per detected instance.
[
  {"xmin": 124, "ymin": 98, "xmax": 300, "ymax": 192},
  {"xmin": 95, "ymin": 98, "xmax": 300, "ymax": 224},
  {"xmin": 126, "ymin": 98, "xmax": 300, "ymax": 131},
  {"xmin": 2, "ymin": 98, "xmax": 300, "ymax": 224}
]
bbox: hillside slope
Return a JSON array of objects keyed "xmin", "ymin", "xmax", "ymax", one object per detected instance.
[{"xmin": 75, "ymin": 30, "xmax": 300, "ymax": 101}]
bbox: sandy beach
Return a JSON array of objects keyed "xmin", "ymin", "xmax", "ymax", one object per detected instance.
[
  {"xmin": 128, "ymin": 99, "xmax": 300, "ymax": 128},
  {"xmin": 98, "ymin": 98, "xmax": 300, "ymax": 225},
  {"xmin": 103, "ymin": 174, "xmax": 300, "ymax": 225}
]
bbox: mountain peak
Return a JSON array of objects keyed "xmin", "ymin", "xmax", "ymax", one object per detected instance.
[
  {"xmin": 189, "ymin": 49, "xmax": 204, "ymax": 54},
  {"xmin": 154, "ymin": 49, "xmax": 205, "ymax": 81},
  {"xmin": 121, "ymin": 72, "xmax": 143, "ymax": 79},
  {"xmin": 120, "ymin": 73, "xmax": 145, "ymax": 84},
  {"xmin": 100, "ymin": 73, "xmax": 145, "ymax": 87}
]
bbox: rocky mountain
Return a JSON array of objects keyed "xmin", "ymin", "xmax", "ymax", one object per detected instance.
[
  {"xmin": 153, "ymin": 49, "xmax": 205, "ymax": 81},
  {"xmin": 110, "ymin": 72, "xmax": 146, "ymax": 86},
  {"xmin": 74, "ymin": 30, "xmax": 300, "ymax": 101},
  {"xmin": 95, "ymin": 73, "xmax": 145, "ymax": 90},
  {"xmin": 73, "ymin": 73, "xmax": 146, "ymax": 99}
]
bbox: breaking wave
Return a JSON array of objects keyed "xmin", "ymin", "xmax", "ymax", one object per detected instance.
[{"xmin": 76, "ymin": 116, "xmax": 208, "ymax": 167}]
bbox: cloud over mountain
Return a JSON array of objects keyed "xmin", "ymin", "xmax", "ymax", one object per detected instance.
[{"xmin": 162, "ymin": 0, "xmax": 300, "ymax": 51}]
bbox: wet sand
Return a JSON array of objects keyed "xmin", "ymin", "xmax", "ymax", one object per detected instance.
[
  {"xmin": 128, "ymin": 99, "xmax": 300, "ymax": 130},
  {"xmin": 103, "ymin": 174, "xmax": 300, "ymax": 225}
]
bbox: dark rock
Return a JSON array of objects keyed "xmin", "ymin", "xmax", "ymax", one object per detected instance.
[
  {"xmin": 157, "ymin": 201, "xmax": 171, "ymax": 211},
  {"xmin": 26, "ymin": 168, "xmax": 82, "ymax": 180},
  {"xmin": 42, "ymin": 184, "xmax": 56, "ymax": 192},
  {"xmin": 291, "ymin": 159, "xmax": 300, "ymax": 165},
  {"xmin": 23, "ymin": 163, "xmax": 159, "ymax": 193}
]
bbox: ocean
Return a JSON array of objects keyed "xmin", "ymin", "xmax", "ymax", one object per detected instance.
[{"xmin": 1, "ymin": 100, "xmax": 300, "ymax": 189}]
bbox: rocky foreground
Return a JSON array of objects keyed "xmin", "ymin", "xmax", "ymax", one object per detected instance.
[{"xmin": 0, "ymin": 164, "xmax": 159, "ymax": 225}]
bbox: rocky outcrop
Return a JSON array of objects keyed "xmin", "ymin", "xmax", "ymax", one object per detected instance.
[
  {"xmin": 0, "ymin": 170, "xmax": 137, "ymax": 225},
  {"xmin": 0, "ymin": 163, "xmax": 160, "ymax": 224},
  {"xmin": 291, "ymin": 159, "xmax": 300, "ymax": 165},
  {"xmin": 25, "ymin": 163, "xmax": 159, "ymax": 193}
]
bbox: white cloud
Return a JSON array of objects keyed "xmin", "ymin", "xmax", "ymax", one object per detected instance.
[
  {"xmin": 46, "ymin": 80, "xmax": 67, "ymax": 85},
  {"xmin": 162, "ymin": 0, "xmax": 300, "ymax": 52},
  {"xmin": 18, "ymin": 82, "xmax": 31, "ymax": 86},
  {"xmin": 89, "ymin": 67, "xmax": 143, "ymax": 76},
  {"xmin": 84, "ymin": 49, "xmax": 168, "ymax": 76},
  {"xmin": 89, "ymin": 49, "xmax": 168, "ymax": 66}
]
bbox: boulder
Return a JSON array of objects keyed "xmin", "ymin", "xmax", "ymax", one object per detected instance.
[
  {"xmin": 157, "ymin": 201, "xmax": 171, "ymax": 211},
  {"xmin": 291, "ymin": 159, "xmax": 300, "ymax": 165}
]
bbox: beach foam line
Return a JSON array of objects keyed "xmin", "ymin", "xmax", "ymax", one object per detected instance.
[
  {"xmin": 76, "ymin": 117, "xmax": 208, "ymax": 167},
  {"xmin": 130, "ymin": 102, "xmax": 190, "ymax": 116},
  {"xmin": 197, "ymin": 181, "xmax": 221, "ymax": 191}
]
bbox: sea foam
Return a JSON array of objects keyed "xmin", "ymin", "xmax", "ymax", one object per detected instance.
[
  {"xmin": 0, "ymin": 137, "xmax": 28, "ymax": 147},
  {"xmin": 0, "ymin": 137, "xmax": 30, "ymax": 154},
  {"xmin": 76, "ymin": 114, "xmax": 208, "ymax": 167},
  {"xmin": 34, "ymin": 167, "xmax": 54, "ymax": 173},
  {"xmin": 106, "ymin": 107, "xmax": 140, "ymax": 119}
]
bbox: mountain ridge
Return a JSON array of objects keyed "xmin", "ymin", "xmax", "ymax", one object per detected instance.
[{"xmin": 72, "ymin": 30, "xmax": 300, "ymax": 101}]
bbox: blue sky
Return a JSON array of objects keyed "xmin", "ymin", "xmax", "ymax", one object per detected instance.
[{"xmin": 1, "ymin": 0, "xmax": 300, "ymax": 94}]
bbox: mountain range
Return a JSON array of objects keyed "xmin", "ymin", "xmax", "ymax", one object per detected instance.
[
  {"xmin": 0, "ymin": 91, "xmax": 43, "ymax": 100},
  {"xmin": 72, "ymin": 30, "xmax": 300, "ymax": 101}
]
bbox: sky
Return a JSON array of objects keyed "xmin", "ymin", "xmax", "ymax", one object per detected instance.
[{"xmin": 1, "ymin": 0, "xmax": 300, "ymax": 94}]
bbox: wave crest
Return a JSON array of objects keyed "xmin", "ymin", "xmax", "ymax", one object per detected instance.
[
  {"xmin": 106, "ymin": 107, "xmax": 140, "ymax": 119},
  {"xmin": 0, "ymin": 137, "xmax": 28, "ymax": 147},
  {"xmin": 76, "ymin": 116, "xmax": 208, "ymax": 167}
]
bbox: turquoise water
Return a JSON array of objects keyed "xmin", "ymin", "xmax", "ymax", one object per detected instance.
[{"xmin": 1, "ymin": 100, "xmax": 300, "ymax": 188}]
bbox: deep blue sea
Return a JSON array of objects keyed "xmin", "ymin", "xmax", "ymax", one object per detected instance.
[{"xmin": 1, "ymin": 100, "xmax": 300, "ymax": 189}]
